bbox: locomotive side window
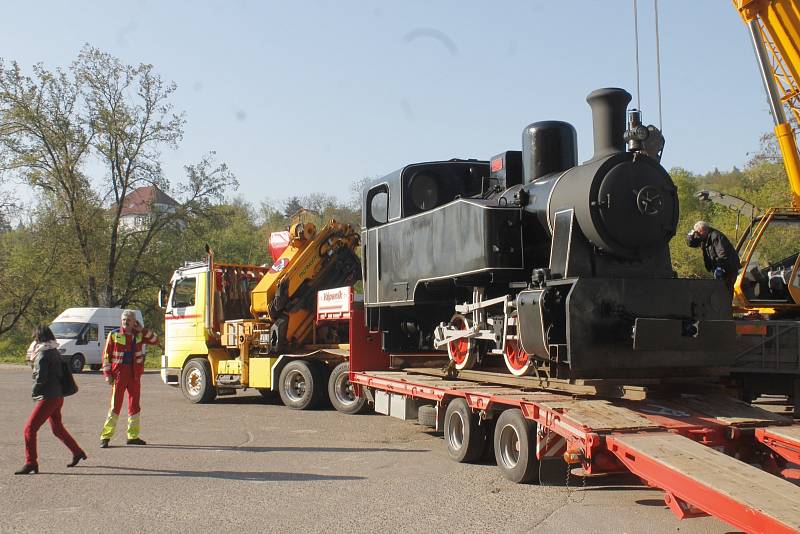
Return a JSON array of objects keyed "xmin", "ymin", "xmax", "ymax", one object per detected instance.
[
  {"xmin": 409, "ymin": 173, "xmax": 439, "ymax": 211},
  {"xmin": 367, "ymin": 185, "xmax": 389, "ymax": 227}
]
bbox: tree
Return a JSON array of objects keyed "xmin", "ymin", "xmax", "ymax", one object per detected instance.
[
  {"xmin": 0, "ymin": 222, "xmax": 58, "ymax": 336},
  {"xmin": 283, "ymin": 196, "xmax": 302, "ymax": 218},
  {"xmin": 0, "ymin": 46, "xmax": 237, "ymax": 308},
  {"xmin": 78, "ymin": 46, "xmax": 185, "ymax": 306},
  {"xmin": 0, "ymin": 56, "xmax": 100, "ymax": 302}
]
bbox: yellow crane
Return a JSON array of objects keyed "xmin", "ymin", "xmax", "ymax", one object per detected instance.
[{"xmin": 730, "ymin": 0, "xmax": 800, "ymax": 317}]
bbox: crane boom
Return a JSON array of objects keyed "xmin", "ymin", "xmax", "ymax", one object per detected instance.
[{"xmin": 734, "ymin": 0, "xmax": 800, "ymax": 206}]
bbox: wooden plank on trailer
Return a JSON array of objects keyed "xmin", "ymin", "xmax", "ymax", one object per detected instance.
[
  {"xmin": 404, "ymin": 367, "xmax": 648, "ymax": 400},
  {"xmin": 364, "ymin": 372, "xmax": 484, "ymax": 390},
  {"xmin": 539, "ymin": 400, "xmax": 660, "ymax": 431},
  {"xmin": 671, "ymin": 395, "xmax": 791, "ymax": 426},
  {"xmin": 611, "ymin": 432, "xmax": 800, "ymax": 531},
  {"xmin": 762, "ymin": 424, "xmax": 800, "ymax": 444}
]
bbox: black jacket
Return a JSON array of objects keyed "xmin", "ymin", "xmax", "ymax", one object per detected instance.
[
  {"xmin": 701, "ymin": 228, "xmax": 740, "ymax": 276},
  {"xmin": 32, "ymin": 348, "xmax": 65, "ymax": 400}
]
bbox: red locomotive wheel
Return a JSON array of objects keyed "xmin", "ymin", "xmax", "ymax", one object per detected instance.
[
  {"xmin": 504, "ymin": 339, "xmax": 534, "ymax": 376},
  {"xmin": 447, "ymin": 314, "xmax": 477, "ymax": 370}
]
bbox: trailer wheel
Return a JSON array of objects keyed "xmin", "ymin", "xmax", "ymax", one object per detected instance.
[
  {"xmin": 328, "ymin": 362, "xmax": 368, "ymax": 414},
  {"xmin": 444, "ymin": 398, "xmax": 486, "ymax": 463},
  {"xmin": 417, "ymin": 405, "xmax": 438, "ymax": 429},
  {"xmin": 493, "ymin": 408, "xmax": 539, "ymax": 483},
  {"xmin": 181, "ymin": 359, "xmax": 217, "ymax": 404},
  {"xmin": 278, "ymin": 360, "xmax": 323, "ymax": 410}
]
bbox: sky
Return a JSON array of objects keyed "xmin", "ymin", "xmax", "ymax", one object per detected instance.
[{"xmin": 0, "ymin": 0, "xmax": 776, "ymax": 207}]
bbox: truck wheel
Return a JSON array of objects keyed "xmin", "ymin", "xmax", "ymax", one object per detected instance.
[
  {"xmin": 444, "ymin": 398, "xmax": 485, "ymax": 463},
  {"xmin": 278, "ymin": 360, "xmax": 323, "ymax": 410},
  {"xmin": 328, "ymin": 362, "xmax": 368, "ymax": 414},
  {"xmin": 69, "ymin": 354, "xmax": 85, "ymax": 373},
  {"xmin": 89, "ymin": 364, "xmax": 101, "ymax": 371},
  {"xmin": 417, "ymin": 404, "xmax": 438, "ymax": 429},
  {"xmin": 493, "ymin": 408, "xmax": 539, "ymax": 483},
  {"xmin": 181, "ymin": 359, "xmax": 217, "ymax": 404}
]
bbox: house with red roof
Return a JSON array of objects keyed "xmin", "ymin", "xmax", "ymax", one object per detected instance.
[{"xmin": 118, "ymin": 186, "xmax": 180, "ymax": 231}]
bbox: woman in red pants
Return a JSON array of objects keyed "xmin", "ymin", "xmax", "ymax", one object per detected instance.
[{"xmin": 15, "ymin": 326, "xmax": 87, "ymax": 474}]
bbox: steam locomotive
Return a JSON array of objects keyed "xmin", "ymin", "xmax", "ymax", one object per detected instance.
[{"xmin": 361, "ymin": 88, "xmax": 736, "ymax": 379}]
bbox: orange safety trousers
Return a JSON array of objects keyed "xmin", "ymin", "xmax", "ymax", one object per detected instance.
[{"xmin": 100, "ymin": 364, "xmax": 142, "ymax": 440}]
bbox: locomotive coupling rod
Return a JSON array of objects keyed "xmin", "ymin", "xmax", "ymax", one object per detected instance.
[
  {"xmin": 433, "ymin": 323, "xmax": 480, "ymax": 349},
  {"xmin": 454, "ymin": 295, "xmax": 510, "ymax": 314}
]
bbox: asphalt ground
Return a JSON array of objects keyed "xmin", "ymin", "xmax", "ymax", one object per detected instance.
[{"xmin": 0, "ymin": 366, "xmax": 732, "ymax": 534}]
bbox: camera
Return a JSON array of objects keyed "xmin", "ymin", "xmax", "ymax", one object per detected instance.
[{"xmin": 685, "ymin": 230, "xmax": 702, "ymax": 248}]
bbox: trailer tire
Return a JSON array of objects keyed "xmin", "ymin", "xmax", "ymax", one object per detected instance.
[
  {"xmin": 328, "ymin": 362, "xmax": 368, "ymax": 414},
  {"xmin": 417, "ymin": 405, "xmax": 437, "ymax": 429},
  {"xmin": 278, "ymin": 360, "xmax": 323, "ymax": 410},
  {"xmin": 493, "ymin": 408, "xmax": 539, "ymax": 483},
  {"xmin": 444, "ymin": 398, "xmax": 486, "ymax": 463},
  {"xmin": 181, "ymin": 358, "xmax": 217, "ymax": 404}
]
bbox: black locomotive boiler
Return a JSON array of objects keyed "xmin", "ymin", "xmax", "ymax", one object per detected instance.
[{"xmin": 361, "ymin": 88, "xmax": 736, "ymax": 380}]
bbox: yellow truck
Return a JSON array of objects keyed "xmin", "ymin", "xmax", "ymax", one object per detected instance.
[{"xmin": 159, "ymin": 220, "xmax": 367, "ymax": 412}]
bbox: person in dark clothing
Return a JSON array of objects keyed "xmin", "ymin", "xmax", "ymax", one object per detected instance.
[
  {"xmin": 686, "ymin": 221, "xmax": 740, "ymax": 293},
  {"xmin": 15, "ymin": 325, "xmax": 86, "ymax": 475}
]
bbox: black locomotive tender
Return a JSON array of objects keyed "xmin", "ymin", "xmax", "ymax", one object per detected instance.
[{"xmin": 361, "ymin": 88, "xmax": 736, "ymax": 379}]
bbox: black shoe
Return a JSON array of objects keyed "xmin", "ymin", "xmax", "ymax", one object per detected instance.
[
  {"xmin": 100, "ymin": 439, "xmax": 109, "ymax": 449},
  {"xmin": 126, "ymin": 438, "xmax": 147, "ymax": 446},
  {"xmin": 67, "ymin": 451, "xmax": 87, "ymax": 467},
  {"xmin": 14, "ymin": 463, "xmax": 38, "ymax": 475}
]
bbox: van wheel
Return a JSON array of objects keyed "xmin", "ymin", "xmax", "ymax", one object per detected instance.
[
  {"xmin": 181, "ymin": 359, "xmax": 217, "ymax": 404},
  {"xmin": 278, "ymin": 360, "xmax": 323, "ymax": 410},
  {"xmin": 444, "ymin": 398, "xmax": 486, "ymax": 463},
  {"xmin": 69, "ymin": 354, "xmax": 85, "ymax": 373},
  {"xmin": 328, "ymin": 362, "xmax": 368, "ymax": 414},
  {"xmin": 89, "ymin": 364, "xmax": 101, "ymax": 371},
  {"xmin": 493, "ymin": 409, "xmax": 539, "ymax": 483}
]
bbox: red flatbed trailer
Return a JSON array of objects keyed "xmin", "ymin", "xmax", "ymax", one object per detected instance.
[{"xmin": 347, "ymin": 308, "xmax": 800, "ymax": 534}]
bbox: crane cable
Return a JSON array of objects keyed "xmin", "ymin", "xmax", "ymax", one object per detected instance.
[
  {"xmin": 632, "ymin": 0, "xmax": 664, "ymax": 130},
  {"xmin": 633, "ymin": 0, "xmax": 641, "ymax": 111},
  {"xmin": 654, "ymin": 0, "xmax": 663, "ymax": 130}
]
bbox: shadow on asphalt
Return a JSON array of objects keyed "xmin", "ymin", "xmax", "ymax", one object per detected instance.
[
  {"xmin": 52, "ymin": 465, "xmax": 366, "ymax": 481},
  {"xmin": 139, "ymin": 444, "xmax": 428, "ymax": 453}
]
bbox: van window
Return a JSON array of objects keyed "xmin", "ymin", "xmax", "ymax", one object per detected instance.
[
  {"xmin": 172, "ymin": 277, "xmax": 197, "ymax": 308},
  {"xmin": 104, "ymin": 325, "xmax": 117, "ymax": 338},
  {"xmin": 50, "ymin": 322, "xmax": 85, "ymax": 339},
  {"xmin": 85, "ymin": 324, "xmax": 98, "ymax": 342}
]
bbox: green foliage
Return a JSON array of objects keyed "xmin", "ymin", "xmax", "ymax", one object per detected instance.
[{"xmin": 0, "ymin": 329, "xmax": 30, "ymax": 364}]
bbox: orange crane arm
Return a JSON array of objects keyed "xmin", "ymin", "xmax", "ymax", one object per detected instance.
[{"xmin": 734, "ymin": 0, "xmax": 800, "ymax": 206}]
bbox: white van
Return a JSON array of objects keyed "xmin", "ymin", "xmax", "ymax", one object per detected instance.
[{"xmin": 29, "ymin": 308, "xmax": 144, "ymax": 373}]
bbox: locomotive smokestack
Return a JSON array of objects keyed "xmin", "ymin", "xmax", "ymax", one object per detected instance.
[
  {"xmin": 522, "ymin": 121, "xmax": 577, "ymax": 182},
  {"xmin": 586, "ymin": 88, "xmax": 631, "ymax": 161}
]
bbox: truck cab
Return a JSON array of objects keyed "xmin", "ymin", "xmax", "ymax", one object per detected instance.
[{"xmin": 160, "ymin": 259, "xmax": 270, "ymax": 386}]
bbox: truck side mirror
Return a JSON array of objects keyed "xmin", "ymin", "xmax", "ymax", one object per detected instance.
[{"xmin": 158, "ymin": 286, "xmax": 167, "ymax": 309}]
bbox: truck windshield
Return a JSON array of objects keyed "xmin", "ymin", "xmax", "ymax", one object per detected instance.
[{"xmin": 49, "ymin": 322, "xmax": 86, "ymax": 339}]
